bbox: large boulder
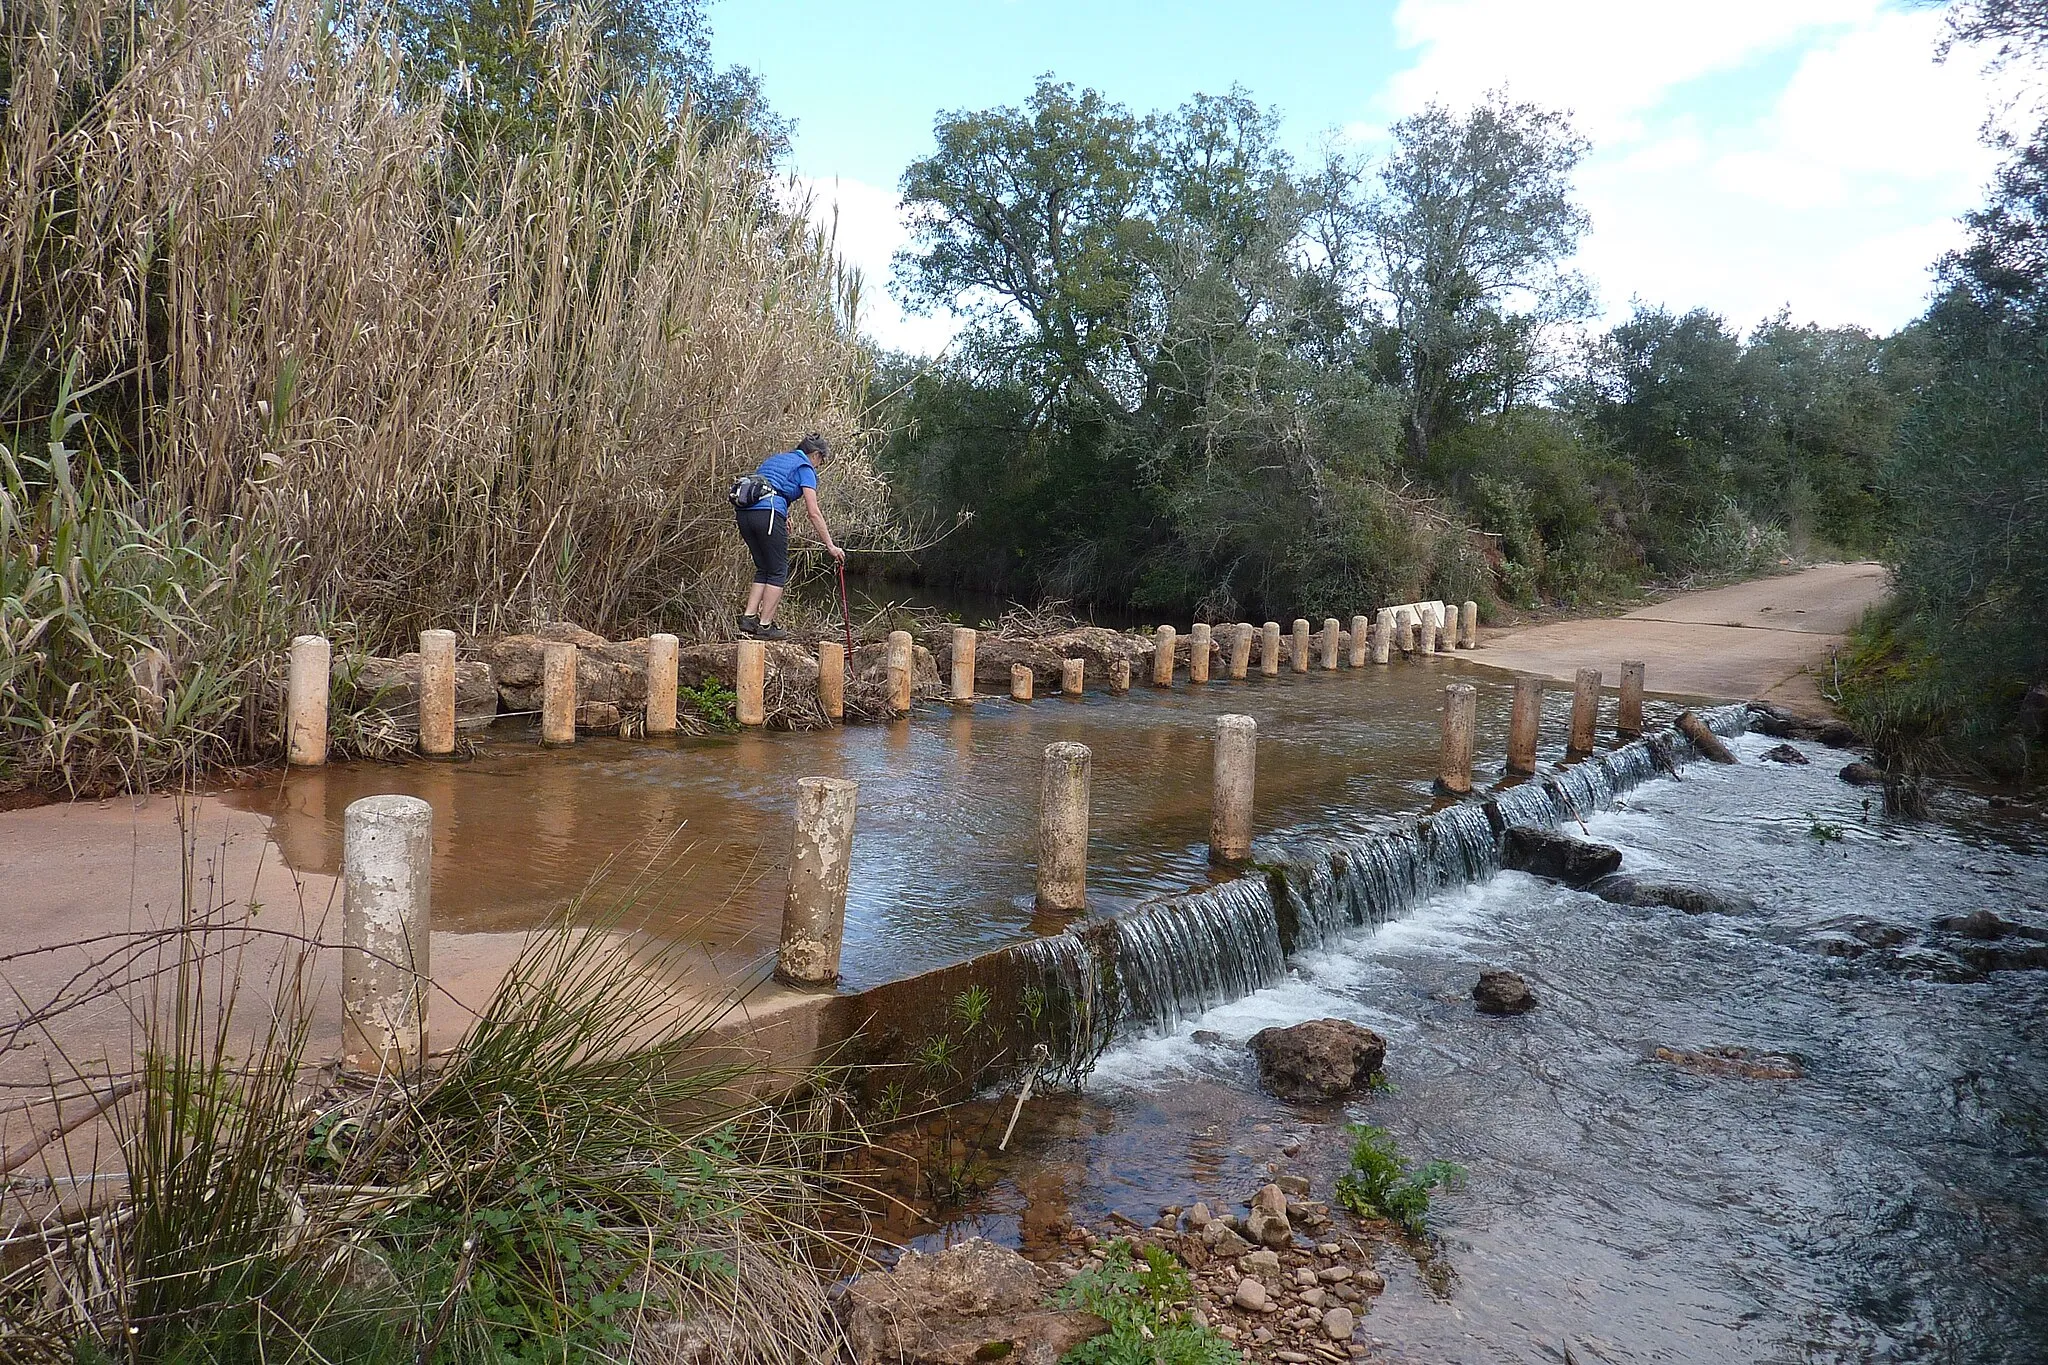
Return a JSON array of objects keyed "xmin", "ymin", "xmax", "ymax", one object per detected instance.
[
  {"xmin": 1473, "ymin": 969, "xmax": 1538, "ymax": 1015},
  {"xmin": 1248, "ymin": 1018, "xmax": 1387, "ymax": 1101},
  {"xmin": 1591, "ymin": 875, "xmax": 1756, "ymax": 917},
  {"xmin": 1502, "ymin": 825, "xmax": 1623, "ymax": 886},
  {"xmin": 337, "ymin": 653, "xmax": 498, "ymax": 732},
  {"xmin": 1839, "ymin": 761, "xmax": 1885, "ymax": 787},
  {"xmin": 479, "ymin": 622, "xmax": 649, "ymax": 732},
  {"xmin": 835, "ymin": 1239, "xmax": 1106, "ymax": 1365}
]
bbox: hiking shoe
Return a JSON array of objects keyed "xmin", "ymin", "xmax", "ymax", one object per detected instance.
[
  {"xmin": 754, "ymin": 622, "xmax": 787, "ymax": 641},
  {"xmin": 738, "ymin": 614, "xmax": 759, "ymax": 637}
]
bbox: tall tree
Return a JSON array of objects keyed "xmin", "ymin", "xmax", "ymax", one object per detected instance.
[{"xmin": 1366, "ymin": 92, "xmax": 1592, "ymax": 462}]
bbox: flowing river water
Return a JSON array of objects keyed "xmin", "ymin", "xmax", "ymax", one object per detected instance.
[{"xmin": 225, "ymin": 656, "xmax": 2048, "ymax": 1359}]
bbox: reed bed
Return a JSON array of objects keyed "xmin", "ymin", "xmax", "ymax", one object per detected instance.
[{"xmin": 2, "ymin": 0, "xmax": 879, "ymax": 643}]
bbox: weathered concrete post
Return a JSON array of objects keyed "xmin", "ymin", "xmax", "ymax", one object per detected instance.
[
  {"xmin": 1395, "ymin": 608, "xmax": 1416, "ymax": 655},
  {"xmin": 418, "ymin": 629, "xmax": 457, "ymax": 756},
  {"xmin": 949, "ymin": 627, "xmax": 977, "ymax": 704},
  {"xmin": 645, "ymin": 633, "xmax": 680, "ymax": 734},
  {"xmin": 1060, "ymin": 657, "xmax": 1085, "ymax": 697},
  {"xmin": 1320, "ymin": 618, "xmax": 1341, "ymax": 670},
  {"xmin": 817, "ymin": 640, "xmax": 845, "ymax": 721},
  {"xmin": 541, "ymin": 642, "xmax": 579, "ymax": 745},
  {"xmin": 1036, "ymin": 741, "xmax": 1091, "ymax": 912},
  {"xmin": 1291, "ymin": 619, "xmax": 1311, "ymax": 674},
  {"xmin": 286, "ymin": 634, "xmax": 330, "ymax": 767},
  {"xmin": 1349, "ymin": 615, "xmax": 1370, "ymax": 667},
  {"xmin": 1419, "ymin": 610, "xmax": 1440, "ymax": 656},
  {"xmin": 1260, "ymin": 622, "xmax": 1282, "ymax": 677},
  {"xmin": 1439, "ymin": 682, "xmax": 1478, "ymax": 796},
  {"xmin": 1228, "ymin": 623, "xmax": 1253, "ymax": 680},
  {"xmin": 1507, "ymin": 676, "xmax": 1544, "ymax": 776},
  {"xmin": 774, "ymin": 777, "xmax": 859, "ymax": 988},
  {"xmin": 1617, "ymin": 660, "xmax": 1646, "ymax": 738},
  {"xmin": 1153, "ymin": 625, "xmax": 1177, "ymax": 686},
  {"xmin": 1568, "ymin": 667, "xmax": 1602, "ymax": 757},
  {"xmin": 1459, "ymin": 601, "xmax": 1479, "ymax": 650},
  {"xmin": 735, "ymin": 639, "xmax": 767, "ymax": 728},
  {"xmin": 1190, "ymin": 622, "xmax": 1212, "ymax": 684},
  {"xmin": 1373, "ymin": 608, "xmax": 1394, "ymax": 665},
  {"xmin": 886, "ymin": 630, "xmax": 914, "ymax": 716},
  {"xmin": 1011, "ymin": 663, "xmax": 1034, "ymax": 701},
  {"xmin": 341, "ymin": 794, "xmax": 431, "ymax": 1076},
  {"xmin": 1110, "ymin": 656, "xmax": 1132, "ymax": 695},
  {"xmin": 1211, "ymin": 714, "xmax": 1257, "ymax": 863}
]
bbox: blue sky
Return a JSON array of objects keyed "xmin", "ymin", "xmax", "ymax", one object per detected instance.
[{"xmin": 715, "ymin": 1, "xmax": 2024, "ymax": 353}]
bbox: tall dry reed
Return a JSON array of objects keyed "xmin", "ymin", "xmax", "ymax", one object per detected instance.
[{"xmin": 2, "ymin": 0, "xmax": 882, "ymax": 650}]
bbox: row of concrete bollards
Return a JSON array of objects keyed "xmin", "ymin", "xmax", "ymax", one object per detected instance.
[{"xmin": 1439, "ymin": 661, "xmax": 1649, "ymax": 794}]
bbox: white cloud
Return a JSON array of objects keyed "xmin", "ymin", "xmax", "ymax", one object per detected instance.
[
  {"xmin": 1380, "ymin": 0, "xmax": 2024, "ymax": 331},
  {"xmin": 792, "ymin": 176, "xmax": 962, "ymax": 356}
]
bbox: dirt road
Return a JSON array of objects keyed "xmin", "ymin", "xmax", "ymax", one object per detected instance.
[{"xmin": 1465, "ymin": 561, "xmax": 1888, "ymax": 715}]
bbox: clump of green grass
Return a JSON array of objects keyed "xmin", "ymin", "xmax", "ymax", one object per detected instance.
[
  {"xmin": 680, "ymin": 678, "xmax": 741, "ymax": 731},
  {"xmin": 1332, "ymin": 1123, "xmax": 1466, "ymax": 1238},
  {"xmin": 1055, "ymin": 1240, "xmax": 1236, "ymax": 1365},
  {"xmin": 0, "ymin": 860, "xmax": 855, "ymax": 1363},
  {"xmin": 1806, "ymin": 813, "xmax": 1845, "ymax": 843}
]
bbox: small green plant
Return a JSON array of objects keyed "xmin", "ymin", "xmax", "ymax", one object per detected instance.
[
  {"xmin": 679, "ymin": 679, "xmax": 740, "ymax": 732},
  {"xmin": 951, "ymin": 984, "xmax": 992, "ymax": 1035},
  {"xmin": 1056, "ymin": 1240, "xmax": 1237, "ymax": 1365},
  {"xmin": 1806, "ymin": 812, "xmax": 1844, "ymax": 843},
  {"xmin": 913, "ymin": 1032, "xmax": 957, "ymax": 1082},
  {"xmin": 1333, "ymin": 1123, "xmax": 1465, "ymax": 1238}
]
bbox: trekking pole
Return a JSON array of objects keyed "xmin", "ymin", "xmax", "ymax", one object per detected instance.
[{"xmin": 837, "ymin": 557, "xmax": 854, "ymax": 683}]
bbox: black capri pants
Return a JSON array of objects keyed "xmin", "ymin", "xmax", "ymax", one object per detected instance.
[{"xmin": 736, "ymin": 506, "xmax": 789, "ymax": 587}]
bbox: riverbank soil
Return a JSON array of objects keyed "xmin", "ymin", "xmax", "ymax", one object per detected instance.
[{"xmin": 1469, "ymin": 561, "xmax": 1888, "ymax": 716}]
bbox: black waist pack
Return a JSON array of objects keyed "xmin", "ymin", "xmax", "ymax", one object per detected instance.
[{"xmin": 727, "ymin": 473, "xmax": 777, "ymax": 509}]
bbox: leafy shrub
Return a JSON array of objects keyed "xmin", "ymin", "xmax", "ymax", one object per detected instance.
[
  {"xmin": 1332, "ymin": 1123, "xmax": 1465, "ymax": 1238},
  {"xmin": 1674, "ymin": 499, "xmax": 1790, "ymax": 580},
  {"xmin": 1056, "ymin": 1241, "xmax": 1236, "ymax": 1365}
]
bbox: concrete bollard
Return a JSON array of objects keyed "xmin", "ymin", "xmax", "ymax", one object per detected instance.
[
  {"xmin": 1190, "ymin": 623, "xmax": 1212, "ymax": 684},
  {"xmin": 645, "ymin": 632, "xmax": 680, "ymax": 734},
  {"xmin": 1110, "ymin": 656, "xmax": 1131, "ymax": 695},
  {"xmin": 1228, "ymin": 623, "xmax": 1253, "ymax": 680},
  {"xmin": 1373, "ymin": 608, "xmax": 1394, "ymax": 665},
  {"xmin": 1419, "ymin": 611, "xmax": 1439, "ymax": 656},
  {"xmin": 1320, "ymin": 618, "xmax": 1341, "ymax": 670},
  {"xmin": 1617, "ymin": 660, "xmax": 1646, "ymax": 737},
  {"xmin": 286, "ymin": 634, "xmax": 330, "ymax": 766},
  {"xmin": 735, "ymin": 639, "xmax": 767, "ymax": 728},
  {"xmin": 886, "ymin": 630, "xmax": 914, "ymax": 715},
  {"xmin": 418, "ymin": 630, "xmax": 457, "ymax": 756},
  {"xmin": 1395, "ymin": 608, "xmax": 1416, "ymax": 654},
  {"xmin": 950, "ymin": 627, "xmax": 977, "ymax": 704},
  {"xmin": 817, "ymin": 640, "xmax": 845, "ymax": 721},
  {"xmin": 1036, "ymin": 741, "xmax": 1091, "ymax": 912},
  {"xmin": 1153, "ymin": 625, "xmax": 1177, "ymax": 687},
  {"xmin": 1439, "ymin": 682, "xmax": 1478, "ymax": 796},
  {"xmin": 1291, "ymin": 619, "xmax": 1310, "ymax": 674},
  {"xmin": 1011, "ymin": 663, "xmax": 1034, "ymax": 702},
  {"xmin": 1460, "ymin": 601, "xmax": 1479, "ymax": 650},
  {"xmin": 774, "ymin": 777, "xmax": 859, "ymax": 988},
  {"xmin": 340, "ymin": 794, "xmax": 432, "ymax": 1076},
  {"xmin": 1349, "ymin": 615, "xmax": 1369, "ymax": 668},
  {"xmin": 1211, "ymin": 714, "xmax": 1257, "ymax": 863},
  {"xmin": 1568, "ymin": 667, "xmax": 1601, "ymax": 757},
  {"xmin": 541, "ymin": 642, "xmax": 579, "ymax": 745},
  {"xmin": 1507, "ymin": 675, "xmax": 1544, "ymax": 776},
  {"xmin": 1261, "ymin": 622, "xmax": 1282, "ymax": 677},
  {"xmin": 1061, "ymin": 657, "xmax": 1085, "ymax": 697}
]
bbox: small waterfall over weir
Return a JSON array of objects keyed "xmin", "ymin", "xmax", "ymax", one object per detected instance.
[{"xmin": 1019, "ymin": 707, "xmax": 1747, "ymax": 1065}]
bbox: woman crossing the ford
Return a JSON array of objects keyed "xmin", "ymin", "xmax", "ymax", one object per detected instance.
[{"xmin": 729, "ymin": 433, "xmax": 844, "ymax": 641}]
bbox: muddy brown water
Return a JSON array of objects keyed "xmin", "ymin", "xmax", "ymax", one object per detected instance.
[{"xmin": 225, "ymin": 657, "xmax": 1666, "ymax": 988}]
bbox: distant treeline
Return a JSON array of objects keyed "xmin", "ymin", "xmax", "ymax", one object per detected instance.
[{"xmin": 868, "ymin": 51, "xmax": 2043, "ymax": 778}]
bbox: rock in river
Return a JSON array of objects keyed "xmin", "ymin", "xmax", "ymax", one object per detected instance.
[
  {"xmin": 1502, "ymin": 825, "xmax": 1624, "ymax": 886},
  {"xmin": 1473, "ymin": 969, "xmax": 1539, "ymax": 1015},
  {"xmin": 1248, "ymin": 1019, "xmax": 1387, "ymax": 1101},
  {"xmin": 1592, "ymin": 874, "xmax": 1756, "ymax": 917},
  {"xmin": 1761, "ymin": 743, "xmax": 1810, "ymax": 765},
  {"xmin": 836, "ymin": 1239, "xmax": 1106, "ymax": 1365},
  {"xmin": 1840, "ymin": 760, "xmax": 1885, "ymax": 787}
]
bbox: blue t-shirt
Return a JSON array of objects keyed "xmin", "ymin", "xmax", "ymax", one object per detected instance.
[{"xmin": 750, "ymin": 449, "xmax": 817, "ymax": 516}]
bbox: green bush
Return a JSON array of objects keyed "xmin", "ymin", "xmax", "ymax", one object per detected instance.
[
  {"xmin": 1332, "ymin": 1123, "xmax": 1465, "ymax": 1238},
  {"xmin": 1673, "ymin": 499, "xmax": 1791, "ymax": 580},
  {"xmin": 1056, "ymin": 1241, "xmax": 1236, "ymax": 1365}
]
